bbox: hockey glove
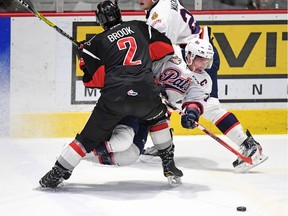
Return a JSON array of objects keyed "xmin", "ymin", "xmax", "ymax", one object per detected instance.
[
  {"xmin": 78, "ymin": 57, "xmax": 86, "ymax": 71},
  {"xmin": 181, "ymin": 105, "xmax": 200, "ymax": 129}
]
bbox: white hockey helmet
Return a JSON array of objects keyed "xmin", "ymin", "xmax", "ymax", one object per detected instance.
[{"xmin": 185, "ymin": 38, "xmax": 214, "ymax": 69}]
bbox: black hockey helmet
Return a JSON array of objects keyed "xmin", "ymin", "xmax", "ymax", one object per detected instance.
[{"xmin": 95, "ymin": 0, "xmax": 122, "ymax": 30}]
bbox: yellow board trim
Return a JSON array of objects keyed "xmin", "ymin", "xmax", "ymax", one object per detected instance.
[
  {"xmin": 170, "ymin": 109, "xmax": 288, "ymax": 135},
  {"xmin": 11, "ymin": 109, "xmax": 287, "ymax": 138}
]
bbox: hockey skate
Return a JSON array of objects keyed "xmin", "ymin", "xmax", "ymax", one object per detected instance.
[
  {"xmin": 139, "ymin": 146, "xmax": 161, "ymax": 163},
  {"xmin": 158, "ymin": 145, "xmax": 183, "ymax": 186},
  {"xmin": 39, "ymin": 166, "xmax": 71, "ymax": 188},
  {"xmin": 233, "ymin": 130, "xmax": 268, "ymax": 173}
]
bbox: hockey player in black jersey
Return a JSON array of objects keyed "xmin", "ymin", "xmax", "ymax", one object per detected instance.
[{"xmin": 39, "ymin": 0, "xmax": 183, "ymax": 188}]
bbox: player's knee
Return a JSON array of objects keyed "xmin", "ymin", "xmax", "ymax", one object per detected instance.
[
  {"xmin": 108, "ymin": 125, "xmax": 135, "ymax": 152},
  {"xmin": 113, "ymin": 144, "xmax": 140, "ymax": 166}
]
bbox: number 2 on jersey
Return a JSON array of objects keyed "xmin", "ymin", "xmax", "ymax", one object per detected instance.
[
  {"xmin": 117, "ymin": 36, "xmax": 142, "ymax": 66},
  {"xmin": 180, "ymin": 9, "xmax": 198, "ymax": 34}
]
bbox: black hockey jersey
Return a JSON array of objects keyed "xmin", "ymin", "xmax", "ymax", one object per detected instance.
[{"xmin": 81, "ymin": 20, "xmax": 174, "ymax": 101}]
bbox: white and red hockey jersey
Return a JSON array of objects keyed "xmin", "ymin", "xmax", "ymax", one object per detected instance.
[
  {"xmin": 146, "ymin": 0, "xmax": 211, "ymax": 44},
  {"xmin": 153, "ymin": 45, "xmax": 212, "ymax": 114}
]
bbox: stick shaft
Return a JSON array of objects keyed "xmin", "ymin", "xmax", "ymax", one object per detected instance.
[
  {"xmin": 16, "ymin": 0, "xmax": 78, "ymax": 46},
  {"xmin": 15, "ymin": 0, "xmax": 100, "ymax": 60},
  {"xmin": 163, "ymin": 98, "xmax": 253, "ymax": 164}
]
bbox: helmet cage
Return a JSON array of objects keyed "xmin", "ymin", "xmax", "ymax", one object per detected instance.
[{"xmin": 96, "ymin": 0, "xmax": 122, "ymax": 30}]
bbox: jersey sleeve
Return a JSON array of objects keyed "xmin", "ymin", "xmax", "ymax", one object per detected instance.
[
  {"xmin": 146, "ymin": 4, "xmax": 169, "ymax": 36},
  {"xmin": 82, "ymin": 65, "xmax": 106, "ymax": 89},
  {"xmin": 148, "ymin": 25, "xmax": 174, "ymax": 61},
  {"xmin": 81, "ymin": 38, "xmax": 106, "ymax": 88},
  {"xmin": 146, "ymin": 0, "xmax": 201, "ymax": 44}
]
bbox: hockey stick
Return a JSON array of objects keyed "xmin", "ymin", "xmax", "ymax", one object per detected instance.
[
  {"xmin": 15, "ymin": 0, "xmax": 99, "ymax": 60},
  {"xmin": 162, "ymin": 98, "xmax": 253, "ymax": 165}
]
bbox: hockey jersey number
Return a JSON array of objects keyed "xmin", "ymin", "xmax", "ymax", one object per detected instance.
[{"xmin": 118, "ymin": 37, "xmax": 142, "ymax": 66}]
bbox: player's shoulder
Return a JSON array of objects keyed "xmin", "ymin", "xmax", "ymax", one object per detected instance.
[
  {"xmin": 123, "ymin": 20, "xmax": 148, "ymax": 30},
  {"xmin": 155, "ymin": 0, "xmax": 174, "ymax": 8},
  {"xmin": 148, "ymin": 0, "xmax": 171, "ymax": 18},
  {"xmin": 126, "ymin": 20, "xmax": 146, "ymax": 26},
  {"xmin": 201, "ymin": 70, "xmax": 212, "ymax": 79},
  {"xmin": 166, "ymin": 46, "xmax": 185, "ymax": 66},
  {"xmin": 167, "ymin": 55, "xmax": 182, "ymax": 66},
  {"xmin": 123, "ymin": 20, "xmax": 150, "ymax": 34}
]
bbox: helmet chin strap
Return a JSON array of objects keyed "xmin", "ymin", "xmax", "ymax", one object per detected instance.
[{"xmin": 186, "ymin": 56, "xmax": 193, "ymax": 66}]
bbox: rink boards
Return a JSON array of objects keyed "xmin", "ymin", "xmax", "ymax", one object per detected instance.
[
  {"xmin": 10, "ymin": 109, "xmax": 287, "ymax": 137},
  {"xmin": 0, "ymin": 11, "xmax": 287, "ymax": 137}
]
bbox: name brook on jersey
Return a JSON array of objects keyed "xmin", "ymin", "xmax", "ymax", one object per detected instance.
[{"xmin": 107, "ymin": 27, "xmax": 135, "ymax": 42}]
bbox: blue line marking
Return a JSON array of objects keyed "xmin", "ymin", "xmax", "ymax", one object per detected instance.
[{"xmin": 0, "ymin": 17, "xmax": 11, "ymax": 137}]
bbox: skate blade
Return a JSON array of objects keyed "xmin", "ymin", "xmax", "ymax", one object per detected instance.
[
  {"xmin": 234, "ymin": 154, "xmax": 268, "ymax": 174},
  {"xmin": 35, "ymin": 183, "xmax": 64, "ymax": 192},
  {"xmin": 167, "ymin": 176, "xmax": 182, "ymax": 187}
]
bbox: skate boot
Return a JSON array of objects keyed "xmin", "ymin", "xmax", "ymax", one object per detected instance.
[
  {"xmin": 39, "ymin": 166, "xmax": 70, "ymax": 188},
  {"xmin": 233, "ymin": 130, "xmax": 268, "ymax": 173},
  {"xmin": 139, "ymin": 128, "xmax": 174, "ymax": 163},
  {"xmin": 158, "ymin": 144, "xmax": 183, "ymax": 186}
]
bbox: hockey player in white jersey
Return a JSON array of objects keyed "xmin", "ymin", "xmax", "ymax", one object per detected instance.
[
  {"xmin": 151, "ymin": 38, "xmax": 268, "ymax": 172},
  {"xmin": 139, "ymin": 0, "xmax": 219, "ymax": 98},
  {"xmin": 143, "ymin": 38, "xmax": 268, "ymax": 173},
  {"xmin": 139, "ymin": 0, "xmax": 268, "ymax": 172}
]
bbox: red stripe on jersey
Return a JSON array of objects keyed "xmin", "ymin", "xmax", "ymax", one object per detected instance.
[
  {"xmin": 224, "ymin": 122, "xmax": 240, "ymax": 135},
  {"xmin": 69, "ymin": 141, "xmax": 86, "ymax": 157},
  {"xmin": 215, "ymin": 112, "xmax": 230, "ymax": 125},
  {"xmin": 149, "ymin": 41, "xmax": 174, "ymax": 61},
  {"xmin": 84, "ymin": 65, "xmax": 106, "ymax": 88},
  {"xmin": 150, "ymin": 122, "xmax": 169, "ymax": 132},
  {"xmin": 199, "ymin": 27, "xmax": 205, "ymax": 39}
]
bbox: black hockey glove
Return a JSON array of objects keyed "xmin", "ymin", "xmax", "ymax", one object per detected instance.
[{"xmin": 181, "ymin": 106, "xmax": 200, "ymax": 129}]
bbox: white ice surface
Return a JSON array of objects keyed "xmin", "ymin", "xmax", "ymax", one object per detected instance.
[{"xmin": 0, "ymin": 135, "xmax": 287, "ymax": 216}]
